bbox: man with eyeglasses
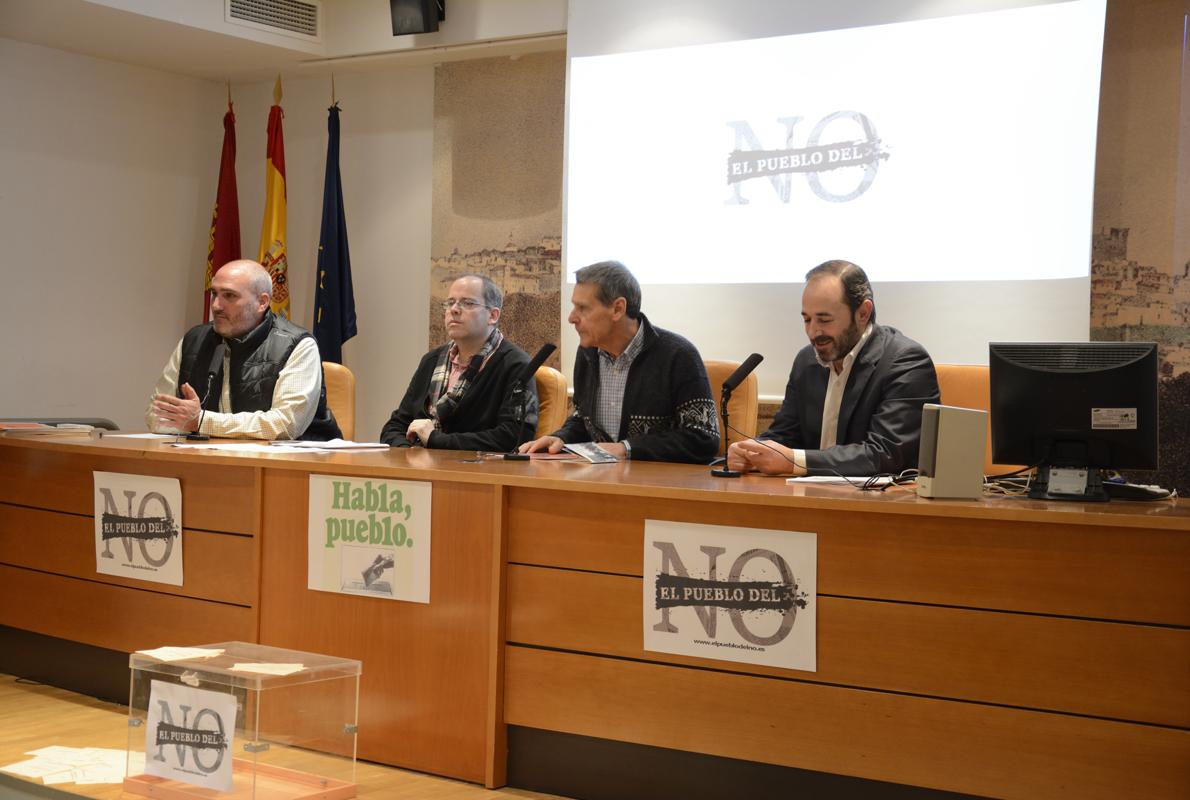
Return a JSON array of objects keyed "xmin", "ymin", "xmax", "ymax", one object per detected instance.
[{"xmin": 380, "ymin": 274, "xmax": 538, "ymax": 450}]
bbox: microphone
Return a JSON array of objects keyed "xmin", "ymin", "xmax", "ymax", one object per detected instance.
[
  {"xmin": 711, "ymin": 353, "xmax": 763, "ymax": 478},
  {"xmin": 504, "ymin": 342, "xmax": 557, "ymax": 460},
  {"xmin": 204, "ymin": 342, "xmax": 227, "ymax": 383},
  {"xmin": 515, "ymin": 342, "xmax": 557, "ymax": 387},
  {"xmin": 186, "ymin": 342, "xmax": 226, "ymax": 442},
  {"xmin": 721, "ymin": 353, "xmax": 763, "ymax": 399}
]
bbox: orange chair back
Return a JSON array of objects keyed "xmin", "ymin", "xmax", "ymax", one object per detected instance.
[
  {"xmin": 703, "ymin": 360, "xmax": 760, "ymax": 456},
  {"xmin": 322, "ymin": 362, "xmax": 356, "ymax": 441},
  {"xmin": 934, "ymin": 363, "xmax": 1021, "ymax": 475},
  {"xmin": 534, "ymin": 365, "xmax": 569, "ymax": 439}
]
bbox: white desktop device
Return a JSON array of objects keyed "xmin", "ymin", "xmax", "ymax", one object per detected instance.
[{"xmin": 916, "ymin": 404, "xmax": 988, "ymax": 500}]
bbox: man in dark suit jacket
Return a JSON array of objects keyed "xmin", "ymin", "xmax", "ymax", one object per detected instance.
[{"xmin": 727, "ymin": 260, "xmax": 939, "ymax": 476}]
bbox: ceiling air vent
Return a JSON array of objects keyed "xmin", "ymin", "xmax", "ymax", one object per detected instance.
[{"xmin": 226, "ymin": 0, "xmax": 322, "ymax": 42}]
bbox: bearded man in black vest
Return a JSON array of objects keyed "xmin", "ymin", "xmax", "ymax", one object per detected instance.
[{"xmin": 146, "ymin": 260, "xmax": 341, "ymax": 440}]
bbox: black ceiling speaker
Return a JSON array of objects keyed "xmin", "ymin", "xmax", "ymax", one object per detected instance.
[{"xmin": 390, "ymin": 0, "xmax": 445, "ymax": 35}]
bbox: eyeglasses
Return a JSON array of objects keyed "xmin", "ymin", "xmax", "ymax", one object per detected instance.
[{"xmin": 442, "ymin": 298, "xmax": 487, "ymax": 311}]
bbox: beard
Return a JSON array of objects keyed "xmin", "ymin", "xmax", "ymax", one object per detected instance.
[{"xmin": 813, "ymin": 315, "xmax": 863, "ymax": 364}]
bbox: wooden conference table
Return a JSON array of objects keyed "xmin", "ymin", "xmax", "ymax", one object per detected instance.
[{"xmin": 0, "ymin": 435, "xmax": 1187, "ymax": 799}]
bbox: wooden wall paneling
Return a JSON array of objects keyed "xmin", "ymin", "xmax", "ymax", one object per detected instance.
[
  {"xmin": 258, "ymin": 468, "xmax": 503, "ymax": 784},
  {"xmin": 504, "ymin": 647, "xmax": 1190, "ymax": 800},
  {"xmin": 0, "ymin": 444, "xmax": 260, "ymax": 534},
  {"xmin": 506, "ymin": 488, "xmax": 1190, "ymax": 625},
  {"xmin": 506, "ymin": 564, "xmax": 1190, "ymax": 727},
  {"xmin": 0, "ymin": 564, "xmax": 256, "ymax": 652},
  {"xmin": 0, "ymin": 504, "xmax": 257, "ymax": 606}
]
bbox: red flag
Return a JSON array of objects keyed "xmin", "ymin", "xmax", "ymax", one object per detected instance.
[{"xmin": 204, "ymin": 102, "xmax": 242, "ymax": 322}]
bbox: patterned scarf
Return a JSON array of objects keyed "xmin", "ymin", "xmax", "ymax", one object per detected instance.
[{"xmin": 425, "ymin": 329, "xmax": 503, "ymax": 429}]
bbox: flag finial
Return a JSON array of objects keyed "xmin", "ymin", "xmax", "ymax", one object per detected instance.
[{"xmin": 273, "ymin": 75, "xmax": 282, "ymax": 105}]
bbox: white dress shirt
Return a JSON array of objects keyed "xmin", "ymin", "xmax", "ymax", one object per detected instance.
[
  {"xmin": 792, "ymin": 322, "xmax": 874, "ymax": 469},
  {"xmin": 145, "ymin": 337, "xmax": 322, "ymax": 440}
]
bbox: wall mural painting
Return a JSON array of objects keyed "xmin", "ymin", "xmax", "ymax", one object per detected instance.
[
  {"xmin": 1090, "ymin": 228, "xmax": 1190, "ymax": 494},
  {"xmin": 430, "ymin": 52, "xmax": 565, "ymax": 371}
]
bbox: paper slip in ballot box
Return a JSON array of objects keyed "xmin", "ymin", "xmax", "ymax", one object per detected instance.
[{"xmin": 125, "ymin": 642, "xmax": 361, "ymax": 800}]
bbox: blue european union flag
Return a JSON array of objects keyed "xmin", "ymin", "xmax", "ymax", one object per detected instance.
[{"xmin": 313, "ymin": 104, "xmax": 357, "ymax": 363}]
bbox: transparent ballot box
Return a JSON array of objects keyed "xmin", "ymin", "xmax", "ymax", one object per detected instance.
[{"xmin": 125, "ymin": 642, "xmax": 361, "ymax": 800}]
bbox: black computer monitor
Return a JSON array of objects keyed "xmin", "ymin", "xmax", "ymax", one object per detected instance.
[{"xmin": 989, "ymin": 341, "xmax": 1159, "ymax": 501}]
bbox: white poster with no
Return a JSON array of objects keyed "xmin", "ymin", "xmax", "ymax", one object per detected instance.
[
  {"xmin": 643, "ymin": 520, "xmax": 817, "ymax": 672},
  {"xmin": 145, "ymin": 680, "xmax": 236, "ymax": 792},
  {"xmin": 93, "ymin": 472, "xmax": 183, "ymax": 586}
]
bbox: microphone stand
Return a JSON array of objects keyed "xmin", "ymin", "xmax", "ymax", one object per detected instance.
[
  {"xmin": 185, "ymin": 373, "xmax": 218, "ymax": 441},
  {"xmin": 501, "ymin": 342, "xmax": 555, "ymax": 461},
  {"xmin": 502, "ymin": 382, "xmax": 531, "ymax": 460},
  {"xmin": 710, "ymin": 386, "xmax": 740, "ymax": 477}
]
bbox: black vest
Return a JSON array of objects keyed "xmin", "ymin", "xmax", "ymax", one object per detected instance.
[{"xmin": 177, "ymin": 313, "xmax": 341, "ymax": 441}]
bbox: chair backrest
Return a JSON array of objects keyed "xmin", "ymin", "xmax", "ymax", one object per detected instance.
[
  {"xmin": 322, "ymin": 362, "xmax": 356, "ymax": 441},
  {"xmin": 934, "ymin": 363, "xmax": 1020, "ymax": 476},
  {"xmin": 534, "ymin": 365, "xmax": 569, "ymax": 439},
  {"xmin": 703, "ymin": 360, "xmax": 759, "ymax": 456}
]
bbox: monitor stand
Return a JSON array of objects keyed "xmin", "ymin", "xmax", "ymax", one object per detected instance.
[{"xmin": 1029, "ymin": 465, "xmax": 1108, "ymax": 502}]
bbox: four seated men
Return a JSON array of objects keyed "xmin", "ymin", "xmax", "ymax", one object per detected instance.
[{"xmin": 151, "ymin": 258, "xmax": 937, "ymax": 473}]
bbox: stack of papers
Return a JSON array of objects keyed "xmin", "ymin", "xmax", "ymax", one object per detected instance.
[
  {"xmin": 1, "ymin": 746, "xmax": 145, "ymax": 785},
  {"xmin": 0, "ymin": 423, "xmax": 102, "ymax": 439}
]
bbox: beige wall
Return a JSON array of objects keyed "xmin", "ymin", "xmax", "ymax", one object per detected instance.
[
  {"xmin": 0, "ymin": 38, "xmax": 219, "ymax": 428},
  {"xmin": 0, "ymin": 36, "xmax": 436, "ymax": 437}
]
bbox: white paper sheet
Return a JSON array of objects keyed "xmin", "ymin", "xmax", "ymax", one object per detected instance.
[
  {"xmin": 229, "ymin": 662, "xmax": 305, "ymax": 676},
  {"xmin": 1, "ymin": 747, "xmax": 143, "ymax": 785},
  {"xmin": 786, "ymin": 475, "xmax": 889, "ymax": 486},
  {"xmin": 271, "ymin": 439, "xmax": 389, "ymax": 450},
  {"xmin": 165, "ymin": 442, "xmax": 295, "ymax": 452},
  {"xmin": 135, "ymin": 646, "xmax": 225, "ymax": 662},
  {"xmin": 105, "ymin": 433, "xmax": 177, "ymax": 439}
]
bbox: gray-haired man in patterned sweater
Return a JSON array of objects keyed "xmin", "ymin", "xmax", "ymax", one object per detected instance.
[{"xmin": 519, "ymin": 261, "xmax": 720, "ymax": 464}]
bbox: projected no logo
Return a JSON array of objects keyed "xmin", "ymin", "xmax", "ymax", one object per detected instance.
[{"xmin": 725, "ymin": 111, "xmax": 888, "ymax": 205}]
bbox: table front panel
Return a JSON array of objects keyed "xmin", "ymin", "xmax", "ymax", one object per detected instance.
[
  {"xmin": 505, "ymin": 647, "xmax": 1190, "ymax": 800},
  {"xmin": 508, "ymin": 488, "xmax": 1190, "ymax": 625},
  {"xmin": 0, "ymin": 503, "xmax": 256, "ymax": 606},
  {"xmin": 508, "ymin": 564, "xmax": 1190, "ymax": 727},
  {"xmin": 0, "ymin": 445, "xmax": 259, "ymax": 534},
  {"xmin": 258, "ymin": 469, "xmax": 502, "ymax": 784}
]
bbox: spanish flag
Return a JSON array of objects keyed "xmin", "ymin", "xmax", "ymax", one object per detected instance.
[
  {"xmin": 258, "ymin": 76, "xmax": 290, "ymax": 318},
  {"xmin": 204, "ymin": 99, "xmax": 241, "ymax": 323}
]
